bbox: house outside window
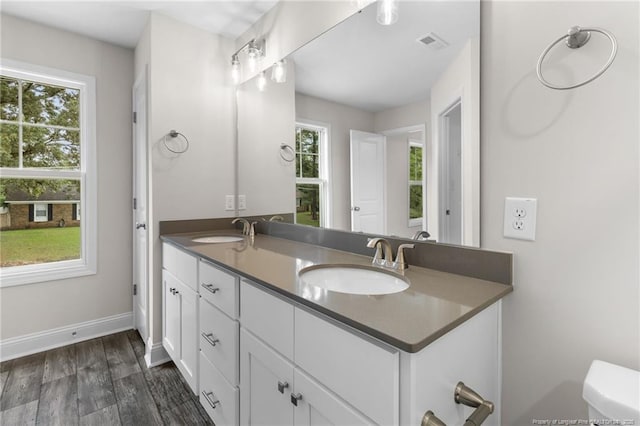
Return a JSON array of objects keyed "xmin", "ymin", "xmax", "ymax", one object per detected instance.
[
  {"xmin": 295, "ymin": 122, "xmax": 330, "ymax": 228},
  {"xmin": 0, "ymin": 59, "xmax": 96, "ymax": 287},
  {"xmin": 408, "ymin": 140, "xmax": 424, "ymax": 227}
]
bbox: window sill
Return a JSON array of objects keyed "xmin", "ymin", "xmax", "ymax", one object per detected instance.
[
  {"xmin": 0, "ymin": 260, "xmax": 96, "ymax": 288},
  {"xmin": 408, "ymin": 218, "xmax": 423, "ymax": 228}
]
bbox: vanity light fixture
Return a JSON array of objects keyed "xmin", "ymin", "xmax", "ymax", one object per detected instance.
[
  {"xmin": 229, "ymin": 38, "xmax": 266, "ymax": 85},
  {"xmin": 231, "ymin": 55, "xmax": 240, "ymax": 85},
  {"xmin": 377, "ymin": 0, "xmax": 398, "ymax": 25},
  {"xmin": 256, "ymin": 71, "xmax": 267, "ymax": 91},
  {"xmin": 271, "ymin": 60, "xmax": 287, "ymax": 83}
]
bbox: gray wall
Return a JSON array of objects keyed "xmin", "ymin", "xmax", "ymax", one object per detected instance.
[
  {"xmin": 481, "ymin": 1, "xmax": 639, "ymax": 423},
  {"xmin": 0, "ymin": 14, "xmax": 135, "ymax": 338}
]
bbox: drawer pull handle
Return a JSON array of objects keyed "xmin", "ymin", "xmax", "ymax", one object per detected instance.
[
  {"xmin": 202, "ymin": 390, "xmax": 219, "ymax": 409},
  {"xmin": 290, "ymin": 392, "xmax": 302, "ymax": 406},
  {"xmin": 277, "ymin": 381, "xmax": 289, "ymax": 394},
  {"xmin": 202, "ymin": 284, "xmax": 220, "ymax": 294},
  {"xmin": 201, "ymin": 332, "xmax": 220, "ymax": 347}
]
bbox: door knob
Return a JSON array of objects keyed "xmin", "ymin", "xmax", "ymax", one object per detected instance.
[
  {"xmin": 290, "ymin": 393, "xmax": 303, "ymax": 406},
  {"xmin": 352, "ymin": 206, "xmax": 360, "ymax": 211},
  {"xmin": 277, "ymin": 381, "xmax": 289, "ymax": 394},
  {"xmin": 136, "ymin": 223, "xmax": 146, "ymax": 229}
]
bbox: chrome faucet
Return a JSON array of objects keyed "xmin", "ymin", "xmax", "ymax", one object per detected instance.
[
  {"xmin": 413, "ymin": 230, "xmax": 431, "ymax": 241},
  {"xmin": 269, "ymin": 215, "xmax": 284, "ymax": 222},
  {"xmin": 249, "ymin": 221, "xmax": 258, "ymax": 238},
  {"xmin": 366, "ymin": 238, "xmax": 394, "ymax": 268},
  {"xmin": 232, "ymin": 218, "xmax": 251, "ymax": 235}
]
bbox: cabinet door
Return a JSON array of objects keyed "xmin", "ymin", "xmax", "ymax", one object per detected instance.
[
  {"xmin": 293, "ymin": 369, "xmax": 373, "ymax": 426},
  {"xmin": 240, "ymin": 328, "xmax": 294, "ymax": 426},
  {"xmin": 162, "ymin": 270, "xmax": 181, "ymax": 362},
  {"xmin": 176, "ymin": 278, "xmax": 198, "ymax": 394}
]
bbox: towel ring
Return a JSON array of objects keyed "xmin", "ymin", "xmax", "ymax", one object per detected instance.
[
  {"xmin": 279, "ymin": 143, "xmax": 295, "ymax": 162},
  {"xmin": 536, "ymin": 26, "xmax": 617, "ymax": 90},
  {"xmin": 163, "ymin": 130, "xmax": 190, "ymax": 154}
]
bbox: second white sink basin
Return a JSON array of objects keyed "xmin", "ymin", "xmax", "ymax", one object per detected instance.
[
  {"xmin": 298, "ymin": 264, "xmax": 409, "ymax": 295},
  {"xmin": 192, "ymin": 235, "xmax": 244, "ymax": 244}
]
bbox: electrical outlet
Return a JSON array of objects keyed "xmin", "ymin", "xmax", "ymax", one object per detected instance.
[
  {"xmin": 225, "ymin": 195, "xmax": 235, "ymax": 211},
  {"xmin": 238, "ymin": 195, "xmax": 246, "ymax": 210},
  {"xmin": 504, "ymin": 197, "xmax": 537, "ymax": 241}
]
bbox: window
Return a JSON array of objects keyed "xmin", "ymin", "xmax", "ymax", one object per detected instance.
[
  {"xmin": 408, "ymin": 140, "xmax": 423, "ymax": 227},
  {"xmin": 295, "ymin": 122, "xmax": 330, "ymax": 228},
  {"xmin": 33, "ymin": 203, "xmax": 49, "ymax": 222},
  {"xmin": 0, "ymin": 59, "xmax": 96, "ymax": 287}
]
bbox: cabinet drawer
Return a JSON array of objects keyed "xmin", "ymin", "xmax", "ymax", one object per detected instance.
[
  {"xmin": 199, "ymin": 260, "xmax": 239, "ymax": 319},
  {"xmin": 200, "ymin": 299, "xmax": 239, "ymax": 386},
  {"xmin": 240, "ymin": 281, "xmax": 294, "ymax": 360},
  {"xmin": 294, "ymin": 307, "xmax": 399, "ymax": 426},
  {"xmin": 163, "ymin": 243, "xmax": 198, "ymax": 291},
  {"xmin": 199, "ymin": 353, "xmax": 239, "ymax": 426}
]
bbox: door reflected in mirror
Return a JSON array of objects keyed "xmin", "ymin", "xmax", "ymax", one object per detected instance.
[{"xmin": 237, "ymin": 0, "xmax": 480, "ymax": 247}]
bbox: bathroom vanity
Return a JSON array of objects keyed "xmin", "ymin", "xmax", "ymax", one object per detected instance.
[{"xmin": 160, "ymin": 229, "xmax": 511, "ymax": 426}]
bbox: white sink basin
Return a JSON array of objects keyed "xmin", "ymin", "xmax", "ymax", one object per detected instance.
[
  {"xmin": 192, "ymin": 235, "xmax": 244, "ymax": 244},
  {"xmin": 298, "ymin": 264, "xmax": 409, "ymax": 295}
]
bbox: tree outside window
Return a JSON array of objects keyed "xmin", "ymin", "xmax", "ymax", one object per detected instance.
[
  {"xmin": 295, "ymin": 124, "xmax": 327, "ymax": 228},
  {"xmin": 409, "ymin": 141, "xmax": 423, "ymax": 226}
]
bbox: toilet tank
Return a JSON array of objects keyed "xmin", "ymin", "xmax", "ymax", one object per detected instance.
[{"xmin": 583, "ymin": 360, "xmax": 640, "ymax": 424}]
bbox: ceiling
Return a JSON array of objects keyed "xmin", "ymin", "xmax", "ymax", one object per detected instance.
[
  {"xmin": 1, "ymin": 1, "xmax": 278, "ymax": 48},
  {"xmin": 289, "ymin": 1, "xmax": 479, "ymax": 112}
]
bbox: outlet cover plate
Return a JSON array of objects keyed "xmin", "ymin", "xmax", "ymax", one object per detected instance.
[
  {"xmin": 238, "ymin": 195, "xmax": 246, "ymax": 210},
  {"xmin": 504, "ymin": 197, "xmax": 537, "ymax": 241},
  {"xmin": 225, "ymin": 195, "xmax": 235, "ymax": 211}
]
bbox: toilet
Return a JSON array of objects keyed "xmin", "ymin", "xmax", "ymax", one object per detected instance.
[{"xmin": 583, "ymin": 360, "xmax": 640, "ymax": 425}]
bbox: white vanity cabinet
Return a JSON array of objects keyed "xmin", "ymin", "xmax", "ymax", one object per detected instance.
[
  {"xmin": 198, "ymin": 259, "xmax": 240, "ymax": 426},
  {"xmin": 161, "ymin": 243, "xmax": 198, "ymax": 394},
  {"xmin": 239, "ymin": 280, "xmax": 392, "ymax": 426}
]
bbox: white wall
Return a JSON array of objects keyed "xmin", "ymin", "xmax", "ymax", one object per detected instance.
[
  {"xmin": 431, "ymin": 38, "xmax": 480, "ymax": 246},
  {"xmin": 295, "ymin": 93, "xmax": 374, "ymax": 230},
  {"xmin": 0, "ymin": 15, "xmax": 134, "ymax": 339},
  {"xmin": 136, "ymin": 13, "xmax": 235, "ymax": 345},
  {"xmin": 238, "ymin": 64, "xmax": 296, "ymax": 217},
  {"xmin": 481, "ymin": 1, "xmax": 639, "ymax": 423}
]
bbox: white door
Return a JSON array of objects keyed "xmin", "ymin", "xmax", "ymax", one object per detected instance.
[
  {"xmin": 293, "ymin": 369, "xmax": 372, "ymax": 426},
  {"xmin": 133, "ymin": 70, "xmax": 148, "ymax": 342},
  {"xmin": 240, "ymin": 328, "xmax": 294, "ymax": 426},
  {"xmin": 438, "ymin": 102, "xmax": 462, "ymax": 245},
  {"xmin": 350, "ymin": 130, "xmax": 385, "ymax": 234}
]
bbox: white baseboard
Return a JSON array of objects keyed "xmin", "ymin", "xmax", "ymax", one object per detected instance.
[
  {"xmin": 0, "ymin": 312, "xmax": 133, "ymax": 362},
  {"xmin": 144, "ymin": 339, "xmax": 170, "ymax": 368}
]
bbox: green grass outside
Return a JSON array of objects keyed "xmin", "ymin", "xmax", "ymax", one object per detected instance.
[
  {"xmin": 0, "ymin": 227, "xmax": 81, "ymax": 267},
  {"xmin": 296, "ymin": 211, "xmax": 320, "ymax": 227}
]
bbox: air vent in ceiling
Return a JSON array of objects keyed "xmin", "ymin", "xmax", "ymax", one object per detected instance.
[{"xmin": 417, "ymin": 32, "xmax": 449, "ymax": 50}]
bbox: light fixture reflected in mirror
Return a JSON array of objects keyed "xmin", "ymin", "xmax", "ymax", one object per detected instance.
[
  {"xmin": 377, "ymin": 0, "xmax": 398, "ymax": 25},
  {"xmin": 271, "ymin": 60, "xmax": 287, "ymax": 83},
  {"xmin": 256, "ymin": 71, "xmax": 267, "ymax": 91}
]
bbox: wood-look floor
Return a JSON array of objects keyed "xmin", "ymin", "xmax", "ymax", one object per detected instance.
[{"xmin": 0, "ymin": 330, "xmax": 213, "ymax": 426}]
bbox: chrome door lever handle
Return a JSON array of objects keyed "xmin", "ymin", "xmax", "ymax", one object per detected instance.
[{"xmin": 136, "ymin": 223, "xmax": 146, "ymax": 229}]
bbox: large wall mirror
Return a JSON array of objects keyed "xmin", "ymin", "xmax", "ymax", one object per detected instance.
[{"xmin": 237, "ymin": 0, "xmax": 480, "ymax": 247}]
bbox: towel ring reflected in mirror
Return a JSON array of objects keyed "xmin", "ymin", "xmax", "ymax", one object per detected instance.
[
  {"xmin": 536, "ymin": 26, "xmax": 617, "ymax": 90},
  {"xmin": 280, "ymin": 143, "xmax": 295, "ymax": 162}
]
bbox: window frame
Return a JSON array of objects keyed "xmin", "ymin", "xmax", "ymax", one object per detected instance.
[
  {"xmin": 294, "ymin": 120, "xmax": 331, "ymax": 228},
  {"xmin": 0, "ymin": 59, "xmax": 97, "ymax": 287},
  {"xmin": 408, "ymin": 139, "xmax": 424, "ymax": 228}
]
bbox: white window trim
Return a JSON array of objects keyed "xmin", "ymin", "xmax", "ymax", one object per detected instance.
[
  {"xmin": 295, "ymin": 119, "xmax": 331, "ymax": 228},
  {"xmin": 34, "ymin": 203, "xmax": 49, "ymax": 222},
  {"xmin": 0, "ymin": 59, "xmax": 97, "ymax": 287},
  {"xmin": 408, "ymin": 139, "xmax": 424, "ymax": 228}
]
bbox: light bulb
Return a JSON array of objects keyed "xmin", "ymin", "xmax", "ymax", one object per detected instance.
[
  {"xmin": 376, "ymin": 0, "xmax": 398, "ymax": 25},
  {"xmin": 271, "ymin": 60, "xmax": 287, "ymax": 83},
  {"xmin": 231, "ymin": 55, "xmax": 240, "ymax": 85},
  {"xmin": 256, "ymin": 71, "xmax": 267, "ymax": 92},
  {"xmin": 247, "ymin": 40, "xmax": 261, "ymax": 72}
]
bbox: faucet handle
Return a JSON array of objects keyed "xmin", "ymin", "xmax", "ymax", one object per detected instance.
[
  {"xmin": 250, "ymin": 221, "xmax": 258, "ymax": 238},
  {"xmin": 366, "ymin": 238, "xmax": 386, "ymax": 266},
  {"xmin": 394, "ymin": 244, "xmax": 415, "ymax": 270}
]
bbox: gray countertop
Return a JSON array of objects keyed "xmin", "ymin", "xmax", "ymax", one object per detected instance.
[{"xmin": 162, "ymin": 230, "xmax": 512, "ymax": 353}]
